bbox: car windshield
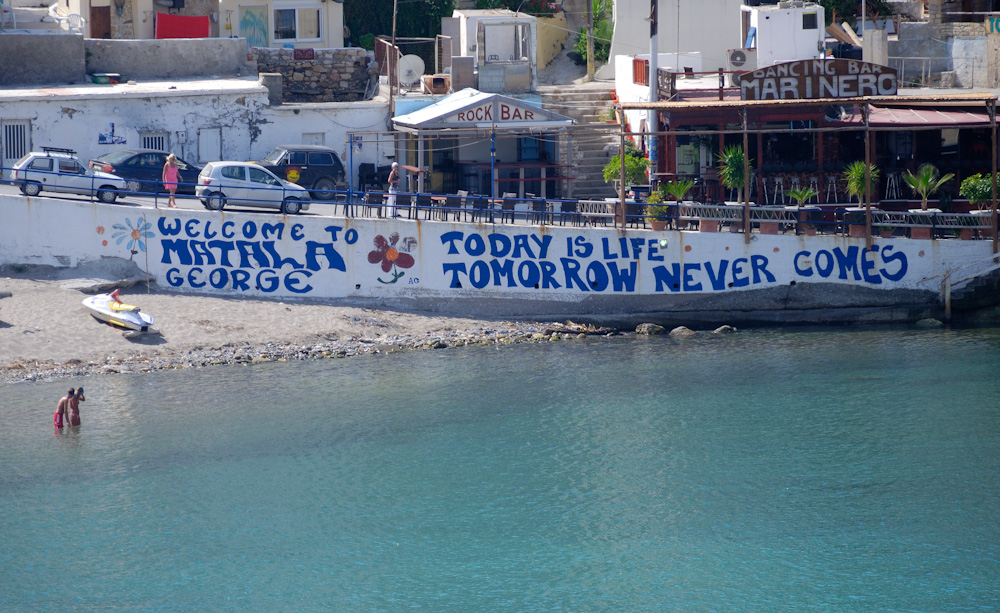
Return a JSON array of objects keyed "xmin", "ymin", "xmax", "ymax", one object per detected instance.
[
  {"xmin": 97, "ymin": 151, "xmax": 139, "ymax": 165},
  {"xmin": 262, "ymin": 148, "xmax": 286, "ymax": 164}
]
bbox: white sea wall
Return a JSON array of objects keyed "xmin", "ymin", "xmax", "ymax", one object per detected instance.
[{"xmin": 2, "ymin": 194, "xmax": 991, "ymax": 323}]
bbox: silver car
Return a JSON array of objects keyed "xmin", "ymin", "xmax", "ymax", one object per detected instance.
[
  {"xmin": 196, "ymin": 161, "xmax": 311, "ymax": 214},
  {"xmin": 12, "ymin": 147, "xmax": 127, "ymax": 204}
]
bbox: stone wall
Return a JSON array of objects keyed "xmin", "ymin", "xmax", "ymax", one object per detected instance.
[
  {"xmin": 892, "ymin": 19, "xmax": 995, "ymax": 88},
  {"xmin": 86, "ymin": 38, "xmax": 255, "ymax": 80},
  {"xmin": 254, "ymin": 47, "xmax": 372, "ymax": 103},
  {"xmin": 0, "ymin": 34, "xmax": 86, "ymax": 86}
]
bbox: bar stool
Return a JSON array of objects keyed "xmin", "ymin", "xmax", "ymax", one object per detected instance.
[
  {"xmin": 807, "ymin": 176, "xmax": 820, "ymax": 203},
  {"xmin": 885, "ymin": 172, "xmax": 901, "ymax": 199},
  {"xmin": 760, "ymin": 175, "xmax": 770, "ymax": 204},
  {"xmin": 825, "ymin": 175, "xmax": 839, "ymax": 202},
  {"xmin": 772, "ymin": 176, "xmax": 786, "ymax": 205}
]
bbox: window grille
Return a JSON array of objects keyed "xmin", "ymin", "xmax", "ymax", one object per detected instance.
[
  {"xmin": 141, "ymin": 132, "xmax": 168, "ymax": 151},
  {"xmin": 2, "ymin": 119, "xmax": 31, "ymax": 174}
]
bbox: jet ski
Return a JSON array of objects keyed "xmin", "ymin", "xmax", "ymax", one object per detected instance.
[{"xmin": 82, "ymin": 288, "xmax": 156, "ymax": 336}]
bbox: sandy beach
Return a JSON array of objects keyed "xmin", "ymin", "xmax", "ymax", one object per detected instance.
[{"xmin": 0, "ymin": 265, "xmax": 606, "ymax": 385}]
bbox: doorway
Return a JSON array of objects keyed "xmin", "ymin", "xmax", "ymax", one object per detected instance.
[{"xmin": 90, "ymin": 5, "xmax": 110, "ymax": 39}]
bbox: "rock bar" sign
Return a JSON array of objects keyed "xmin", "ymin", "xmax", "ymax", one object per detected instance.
[{"xmin": 736, "ymin": 59, "xmax": 897, "ymax": 101}]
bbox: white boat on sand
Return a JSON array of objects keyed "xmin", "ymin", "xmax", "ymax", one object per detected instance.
[{"xmin": 82, "ymin": 289, "xmax": 157, "ymax": 335}]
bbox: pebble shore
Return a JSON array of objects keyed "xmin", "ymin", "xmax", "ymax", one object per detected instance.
[{"xmin": 1, "ymin": 320, "xmax": 617, "ymax": 385}]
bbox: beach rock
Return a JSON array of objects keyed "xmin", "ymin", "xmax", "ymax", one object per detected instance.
[
  {"xmin": 713, "ymin": 325, "xmax": 737, "ymax": 334},
  {"xmin": 915, "ymin": 318, "xmax": 944, "ymax": 328},
  {"xmin": 636, "ymin": 323, "xmax": 665, "ymax": 335},
  {"xmin": 669, "ymin": 326, "xmax": 697, "ymax": 338}
]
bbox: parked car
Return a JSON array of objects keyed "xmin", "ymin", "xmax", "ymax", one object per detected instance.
[
  {"xmin": 196, "ymin": 161, "xmax": 311, "ymax": 214},
  {"xmin": 89, "ymin": 149, "xmax": 202, "ymax": 195},
  {"xmin": 12, "ymin": 147, "xmax": 127, "ymax": 203},
  {"xmin": 257, "ymin": 144, "xmax": 346, "ymax": 201}
]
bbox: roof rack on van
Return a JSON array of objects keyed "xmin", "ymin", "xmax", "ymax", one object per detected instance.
[{"xmin": 41, "ymin": 147, "xmax": 77, "ymax": 155}]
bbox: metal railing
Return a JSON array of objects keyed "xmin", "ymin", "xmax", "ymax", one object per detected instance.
[{"xmin": 3, "ymin": 165, "xmax": 999, "ymax": 240}]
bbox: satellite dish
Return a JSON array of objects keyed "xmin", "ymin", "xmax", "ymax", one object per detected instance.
[{"xmin": 398, "ymin": 54, "xmax": 425, "ymax": 88}]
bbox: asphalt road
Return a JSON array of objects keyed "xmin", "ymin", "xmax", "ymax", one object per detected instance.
[{"xmin": 0, "ymin": 182, "xmax": 348, "ymax": 217}]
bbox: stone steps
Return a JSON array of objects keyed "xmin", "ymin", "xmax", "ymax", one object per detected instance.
[{"xmin": 540, "ymin": 83, "xmax": 620, "ymax": 199}]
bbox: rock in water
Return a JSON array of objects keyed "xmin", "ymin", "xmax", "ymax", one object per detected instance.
[
  {"xmin": 636, "ymin": 323, "xmax": 666, "ymax": 335},
  {"xmin": 713, "ymin": 325, "xmax": 737, "ymax": 334},
  {"xmin": 915, "ymin": 318, "xmax": 943, "ymax": 328},
  {"xmin": 669, "ymin": 326, "xmax": 697, "ymax": 338}
]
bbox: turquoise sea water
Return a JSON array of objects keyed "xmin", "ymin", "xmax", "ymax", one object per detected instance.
[{"xmin": 2, "ymin": 327, "xmax": 999, "ymax": 611}]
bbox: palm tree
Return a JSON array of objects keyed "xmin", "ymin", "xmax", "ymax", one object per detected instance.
[
  {"xmin": 786, "ymin": 186, "xmax": 818, "ymax": 208},
  {"xmin": 902, "ymin": 163, "xmax": 955, "ymax": 211},
  {"xmin": 718, "ymin": 145, "xmax": 748, "ymax": 203},
  {"xmin": 843, "ymin": 161, "xmax": 880, "ymax": 204}
]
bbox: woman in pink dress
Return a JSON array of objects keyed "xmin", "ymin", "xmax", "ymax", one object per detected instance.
[{"xmin": 162, "ymin": 153, "xmax": 181, "ymax": 208}]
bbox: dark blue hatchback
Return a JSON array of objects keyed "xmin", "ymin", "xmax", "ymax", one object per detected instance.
[{"xmin": 89, "ymin": 149, "xmax": 202, "ymax": 195}]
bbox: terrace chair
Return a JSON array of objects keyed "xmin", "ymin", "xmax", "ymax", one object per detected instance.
[
  {"xmin": 363, "ymin": 192, "xmax": 384, "ymax": 217},
  {"xmin": 557, "ymin": 200, "xmax": 579, "ymax": 226},
  {"xmin": 65, "ymin": 13, "xmax": 84, "ymax": 34},
  {"xmin": 1, "ymin": 0, "xmax": 16, "ymax": 30},
  {"xmin": 444, "ymin": 193, "xmax": 466, "ymax": 221},
  {"xmin": 530, "ymin": 199, "xmax": 549, "ymax": 225},
  {"xmin": 414, "ymin": 193, "xmax": 432, "ymax": 219},
  {"xmin": 468, "ymin": 194, "xmax": 493, "ymax": 223},
  {"xmin": 499, "ymin": 195, "xmax": 517, "ymax": 224}
]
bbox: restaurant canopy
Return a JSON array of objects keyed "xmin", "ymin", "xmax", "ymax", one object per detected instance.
[{"xmin": 392, "ymin": 88, "xmax": 575, "ymax": 132}]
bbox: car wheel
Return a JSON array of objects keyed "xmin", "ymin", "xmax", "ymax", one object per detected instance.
[
  {"xmin": 97, "ymin": 188, "xmax": 118, "ymax": 204},
  {"xmin": 126, "ymin": 180, "xmax": 142, "ymax": 194},
  {"xmin": 205, "ymin": 192, "xmax": 226, "ymax": 211},
  {"xmin": 22, "ymin": 182, "xmax": 41, "ymax": 197},
  {"xmin": 282, "ymin": 198, "xmax": 302, "ymax": 215},
  {"xmin": 311, "ymin": 178, "xmax": 337, "ymax": 201}
]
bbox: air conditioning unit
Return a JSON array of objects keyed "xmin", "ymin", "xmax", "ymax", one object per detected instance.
[{"xmin": 726, "ymin": 48, "xmax": 757, "ymax": 86}]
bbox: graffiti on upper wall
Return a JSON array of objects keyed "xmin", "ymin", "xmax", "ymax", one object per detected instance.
[{"xmin": 98, "ymin": 122, "xmax": 126, "ymax": 145}]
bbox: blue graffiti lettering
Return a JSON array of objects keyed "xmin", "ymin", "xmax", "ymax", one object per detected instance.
[
  {"xmin": 608, "ymin": 262, "xmax": 637, "ymax": 291},
  {"xmin": 261, "ymin": 222, "xmax": 284, "ymax": 240},
  {"xmin": 562, "ymin": 258, "xmax": 587, "ymax": 291},
  {"xmin": 489, "ymin": 259, "xmax": 516, "ymax": 287},
  {"xmin": 586, "ymin": 261, "xmax": 609, "ymax": 291}
]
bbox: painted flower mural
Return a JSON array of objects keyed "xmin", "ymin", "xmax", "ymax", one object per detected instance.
[
  {"xmin": 111, "ymin": 217, "xmax": 154, "ymax": 258},
  {"xmin": 368, "ymin": 233, "xmax": 416, "ymax": 284}
]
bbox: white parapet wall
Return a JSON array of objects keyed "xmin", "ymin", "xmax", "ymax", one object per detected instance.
[{"xmin": 0, "ymin": 194, "xmax": 990, "ymax": 321}]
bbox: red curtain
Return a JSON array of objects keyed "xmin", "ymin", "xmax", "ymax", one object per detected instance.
[{"xmin": 154, "ymin": 12, "xmax": 210, "ymax": 39}]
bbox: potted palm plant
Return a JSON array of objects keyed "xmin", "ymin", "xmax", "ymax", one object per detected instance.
[
  {"xmin": 718, "ymin": 145, "xmax": 747, "ymax": 204},
  {"xmin": 710, "ymin": 145, "xmax": 747, "ymax": 232},
  {"xmin": 787, "ymin": 186, "xmax": 820, "ymax": 235},
  {"xmin": 647, "ymin": 179, "xmax": 695, "ymax": 231},
  {"xmin": 843, "ymin": 161, "xmax": 880, "ymax": 238},
  {"xmin": 959, "ymin": 173, "xmax": 993, "ymax": 239},
  {"xmin": 903, "ymin": 163, "xmax": 954, "ymax": 211},
  {"xmin": 644, "ymin": 190, "xmax": 670, "ymax": 231},
  {"xmin": 902, "ymin": 163, "xmax": 953, "ymax": 239}
]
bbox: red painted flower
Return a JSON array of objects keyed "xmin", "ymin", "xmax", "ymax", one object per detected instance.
[{"xmin": 368, "ymin": 233, "xmax": 415, "ymax": 284}]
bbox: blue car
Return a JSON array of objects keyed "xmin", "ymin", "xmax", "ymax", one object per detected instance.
[{"xmin": 88, "ymin": 149, "xmax": 202, "ymax": 196}]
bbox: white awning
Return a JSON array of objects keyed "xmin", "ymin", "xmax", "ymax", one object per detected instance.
[{"xmin": 392, "ymin": 88, "xmax": 575, "ymax": 132}]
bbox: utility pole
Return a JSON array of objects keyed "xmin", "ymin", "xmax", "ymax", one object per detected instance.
[
  {"xmin": 648, "ymin": 0, "xmax": 658, "ymax": 180},
  {"xmin": 586, "ymin": 0, "xmax": 595, "ymax": 81}
]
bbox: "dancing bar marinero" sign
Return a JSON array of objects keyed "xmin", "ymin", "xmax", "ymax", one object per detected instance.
[{"xmin": 736, "ymin": 59, "xmax": 897, "ymax": 101}]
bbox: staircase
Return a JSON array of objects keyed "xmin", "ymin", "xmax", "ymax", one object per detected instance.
[
  {"xmin": 1, "ymin": 1, "xmax": 70, "ymax": 33},
  {"xmin": 538, "ymin": 83, "xmax": 620, "ymax": 200},
  {"xmin": 951, "ymin": 265, "xmax": 1000, "ymax": 310}
]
